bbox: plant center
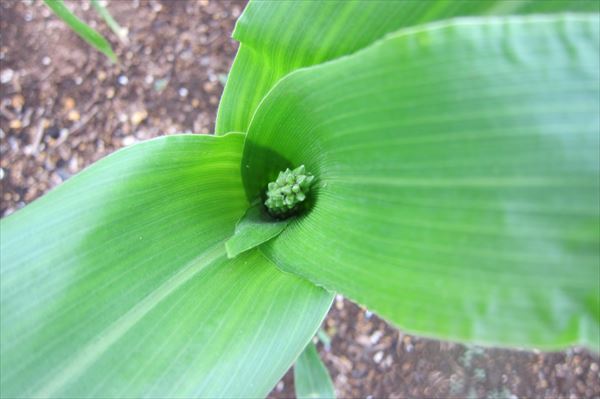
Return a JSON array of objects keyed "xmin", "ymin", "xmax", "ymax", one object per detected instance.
[{"xmin": 264, "ymin": 165, "xmax": 314, "ymax": 218}]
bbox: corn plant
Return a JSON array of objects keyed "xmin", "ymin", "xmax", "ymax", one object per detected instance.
[{"xmin": 1, "ymin": 1, "xmax": 599, "ymax": 398}]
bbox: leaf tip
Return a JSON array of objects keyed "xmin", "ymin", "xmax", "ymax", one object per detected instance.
[{"xmin": 224, "ymin": 239, "xmax": 239, "ymax": 259}]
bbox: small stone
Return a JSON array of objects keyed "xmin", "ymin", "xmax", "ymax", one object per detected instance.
[
  {"xmin": 63, "ymin": 97, "xmax": 76, "ymax": 111},
  {"xmin": 46, "ymin": 125, "xmax": 60, "ymax": 139},
  {"xmin": 370, "ymin": 330, "xmax": 383, "ymax": 344},
  {"xmin": 118, "ymin": 75, "xmax": 129, "ymax": 86},
  {"xmin": 276, "ymin": 381, "xmax": 284, "ymax": 392},
  {"xmin": 144, "ymin": 75, "xmax": 154, "ymax": 85},
  {"xmin": 9, "ymin": 119, "xmax": 22, "ymax": 129},
  {"xmin": 154, "ymin": 78, "xmax": 169, "ymax": 92},
  {"xmin": 42, "ymin": 56, "xmax": 51, "ymax": 66},
  {"xmin": 131, "ymin": 110, "xmax": 148, "ymax": 126},
  {"xmin": 122, "ymin": 136, "xmax": 136, "ymax": 146},
  {"xmin": 178, "ymin": 87, "xmax": 188, "ymax": 97},
  {"xmin": 97, "ymin": 71, "xmax": 107, "ymax": 81},
  {"xmin": 11, "ymin": 94, "xmax": 25, "ymax": 111},
  {"xmin": 0, "ymin": 168, "xmax": 4, "ymax": 180},
  {"xmin": 217, "ymin": 73, "xmax": 228, "ymax": 86},
  {"xmin": 383, "ymin": 355, "xmax": 393, "ymax": 367},
  {"xmin": 1, "ymin": 68, "xmax": 14, "ymax": 84},
  {"xmin": 203, "ymin": 81, "xmax": 215, "ymax": 92},
  {"xmin": 106, "ymin": 87, "xmax": 115, "ymax": 99},
  {"xmin": 373, "ymin": 351, "xmax": 384, "ymax": 363},
  {"xmin": 67, "ymin": 110, "xmax": 80, "ymax": 122}
]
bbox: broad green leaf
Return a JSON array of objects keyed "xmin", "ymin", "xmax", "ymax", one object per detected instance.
[
  {"xmin": 294, "ymin": 342, "xmax": 335, "ymax": 399},
  {"xmin": 216, "ymin": 0, "xmax": 599, "ymax": 134},
  {"xmin": 241, "ymin": 15, "xmax": 600, "ymax": 349},
  {"xmin": 0, "ymin": 133, "xmax": 333, "ymax": 398},
  {"xmin": 226, "ymin": 204, "xmax": 291, "ymax": 258},
  {"xmin": 44, "ymin": 0, "xmax": 117, "ymax": 62}
]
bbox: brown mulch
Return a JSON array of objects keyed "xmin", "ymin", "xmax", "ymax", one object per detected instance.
[{"xmin": 1, "ymin": 1, "xmax": 598, "ymax": 398}]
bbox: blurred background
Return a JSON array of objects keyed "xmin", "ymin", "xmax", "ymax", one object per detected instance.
[{"xmin": 0, "ymin": 1, "xmax": 598, "ymax": 397}]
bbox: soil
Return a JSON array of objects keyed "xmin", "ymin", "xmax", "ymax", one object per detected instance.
[
  {"xmin": 1, "ymin": 1, "xmax": 598, "ymax": 398},
  {"xmin": 270, "ymin": 298, "xmax": 600, "ymax": 399}
]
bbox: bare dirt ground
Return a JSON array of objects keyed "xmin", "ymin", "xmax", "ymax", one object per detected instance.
[{"xmin": 1, "ymin": 1, "xmax": 598, "ymax": 398}]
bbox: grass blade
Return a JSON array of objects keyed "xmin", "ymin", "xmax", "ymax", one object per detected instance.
[
  {"xmin": 294, "ymin": 342, "xmax": 335, "ymax": 399},
  {"xmin": 90, "ymin": 0, "xmax": 128, "ymax": 44},
  {"xmin": 44, "ymin": 0, "xmax": 117, "ymax": 62}
]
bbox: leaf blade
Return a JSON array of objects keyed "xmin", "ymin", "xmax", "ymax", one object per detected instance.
[
  {"xmin": 216, "ymin": 0, "xmax": 599, "ymax": 135},
  {"xmin": 44, "ymin": 0, "xmax": 117, "ymax": 62},
  {"xmin": 225, "ymin": 204, "xmax": 291, "ymax": 258},
  {"xmin": 294, "ymin": 342, "xmax": 335, "ymax": 399},
  {"xmin": 0, "ymin": 133, "xmax": 334, "ymax": 398},
  {"xmin": 90, "ymin": 0, "xmax": 128, "ymax": 43},
  {"xmin": 241, "ymin": 15, "xmax": 600, "ymax": 349}
]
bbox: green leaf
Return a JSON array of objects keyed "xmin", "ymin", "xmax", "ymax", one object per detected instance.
[
  {"xmin": 294, "ymin": 342, "xmax": 335, "ymax": 399},
  {"xmin": 44, "ymin": 0, "xmax": 117, "ymax": 62},
  {"xmin": 316, "ymin": 329, "xmax": 331, "ymax": 351},
  {"xmin": 241, "ymin": 15, "xmax": 600, "ymax": 349},
  {"xmin": 226, "ymin": 204, "xmax": 291, "ymax": 258},
  {"xmin": 90, "ymin": 0, "xmax": 128, "ymax": 44},
  {"xmin": 0, "ymin": 133, "xmax": 333, "ymax": 398},
  {"xmin": 216, "ymin": 0, "xmax": 598, "ymax": 134}
]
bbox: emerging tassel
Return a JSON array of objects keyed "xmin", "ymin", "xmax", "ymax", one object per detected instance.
[{"xmin": 264, "ymin": 165, "xmax": 314, "ymax": 218}]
